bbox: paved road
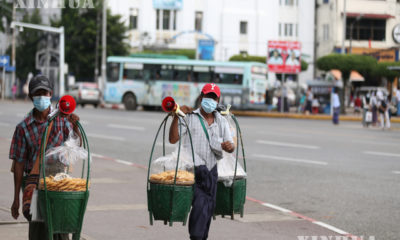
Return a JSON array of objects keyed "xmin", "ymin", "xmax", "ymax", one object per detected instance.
[{"xmin": 1, "ymin": 101, "xmax": 399, "ymax": 239}]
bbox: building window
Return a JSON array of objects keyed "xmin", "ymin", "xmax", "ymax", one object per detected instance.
[
  {"xmin": 195, "ymin": 11, "xmax": 203, "ymax": 32},
  {"xmin": 156, "ymin": 9, "xmax": 160, "ymax": 30},
  {"xmin": 285, "ymin": 0, "xmax": 294, "ymax": 6},
  {"xmin": 323, "ymin": 24, "xmax": 329, "ymax": 41},
  {"xmin": 346, "ymin": 18, "xmax": 386, "ymax": 41},
  {"xmin": 323, "ymin": 0, "xmax": 329, "ymax": 3},
  {"xmin": 240, "ymin": 21, "xmax": 248, "ymax": 35},
  {"xmin": 129, "ymin": 8, "xmax": 139, "ymax": 30},
  {"xmin": 163, "ymin": 10, "xmax": 170, "ymax": 30},
  {"xmin": 296, "ymin": 23, "xmax": 298, "ymax": 37},
  {"xmin": 279, "ymin": 23, "xmax": 282, "ymax": 36},
  {"xmin": 173, "ymin": 10, "xmax": 177, "ymax": 30},
  {"xmin": 284, "ymin": 23, "xmax": 293, "ymax": 36}
]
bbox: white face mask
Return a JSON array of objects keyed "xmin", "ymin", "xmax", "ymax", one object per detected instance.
[{"xmin": 33, "ymin": 96, "xmax": 51, "ymax": 112}]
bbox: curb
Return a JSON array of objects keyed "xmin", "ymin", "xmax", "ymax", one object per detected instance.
[
  {"xmin": 231, "ymin": 110, "xmax": 400, "ymax": 123},
  {"xmin": 92, "ymin": 152, "xmax": 359, "ymax": 239}
]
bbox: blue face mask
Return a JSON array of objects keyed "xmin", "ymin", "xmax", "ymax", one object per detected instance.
[
  {"xmin": 201, "ymin": 98, "xmax": 217, "ymax": 113},
  {"xmin": 33, "ymin": 96, "xmax": 51, "ymax": 112}
]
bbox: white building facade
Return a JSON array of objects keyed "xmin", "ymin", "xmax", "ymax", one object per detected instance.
[
  {"xmin": 316, "ymin": 0, "xmax": 400, "ymax": 62},
  {"xmin": 108, "ymin": 0, "xmax": 315, "ymax": 84}
]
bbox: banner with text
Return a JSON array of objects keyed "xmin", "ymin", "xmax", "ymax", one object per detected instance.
[{"xmin": 267, "ymin": 41, "xmax": 301, "ymax": 74}]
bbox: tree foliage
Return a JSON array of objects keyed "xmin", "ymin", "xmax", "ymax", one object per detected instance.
[
  {"xmin": 316, "ymin": 54, "xmax": 377, "ymax": 80},
  {"xmin": 141, "ymin": 49, "xmax": 196, "ymax": 59},
  {"xmin": 229, "ymin": 54, "xmax": 308, "ymax": 72},
  {"xmin": 371, "ymin": 61, "xmax": 400, "ymax": 82},
  {"xmin": 52, "ymin": 0, "xmax": 129, "ymax": 81}
]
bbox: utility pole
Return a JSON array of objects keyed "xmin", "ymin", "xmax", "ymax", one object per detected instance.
[
  {"xmin": 100, "ymin": 0, "xmax": 107, "ymax": 92},
  {"xmin": 11, "ymin": 1, "xmax": 16, "ymax": 86},
  {"xmin": 341, "ymin": 0, "xmax": 347, "ymax": 54},
  {"xmin": 94, "ymin": 2, "xmax": 101, "ymax": 83}
]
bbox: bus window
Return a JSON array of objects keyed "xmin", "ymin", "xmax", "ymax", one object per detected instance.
[
  {"xmin": 160, "ymin": 65, "xmax": 174, "ymax": 80},
  {"xmin": 172, "ymin": 65, "xmax": 191, "ymax": 81},
  {"xmin": 215, "ymin": 73, "xmax": 243, "ymax": 85},
  {"xmin": 143, "ymin": 64, "xmax": 160, "ymax": 80},
  {"xmin": 123, "ymin": 63, "xmax": 143, "ymax": 80},
  {"xmin": 107, "ymin": 62, "xmax": 120, "ymax": 82},
  {"xmin": 193, "ymin": 66, "xmax": 211, "ymax": 82}
]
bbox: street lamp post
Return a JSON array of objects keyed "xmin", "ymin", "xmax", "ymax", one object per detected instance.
[
  {"xmin": 349, "ymin": 15, "xmax": 363, "ymax": 54},
  {"xmin": 11, "ymin": 21, "xmax": 65, "ymax": 97}
]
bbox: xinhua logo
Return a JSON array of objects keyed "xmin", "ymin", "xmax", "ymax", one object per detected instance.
[
  {"xmin": 297, "ymin": 236, "xmax": 376, "ymax": 240},
  {"xmin": 16, "ymin": 0, "xmax": 95, "ymax": 9}
]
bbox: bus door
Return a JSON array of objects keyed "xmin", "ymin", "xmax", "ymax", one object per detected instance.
[{"xmin": 104, "ymin": 62, "xmax": 122, "ymax": 103}]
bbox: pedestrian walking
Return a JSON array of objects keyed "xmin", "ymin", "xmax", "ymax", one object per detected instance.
[
  {"xmin": 332, "ymin": 88, "xmax": 341, "ymax": 125},
  {"xmin": 305, "ymin": 86, "xmax": 313, "ymax": 114},
  {"xmin": 12, "ymin": 84, "xmax": 17, "ymax": 102},
  {"xmin": 370, "ymin": 91, "xmax": 378, "ymax": 126},
  {"xmin": 169, "ymin": 83, "xmax": 234, "ymax": 240},
  {"xmin": 312, "ymin": 96, "xmax": 320, "ymax": 114},
  {"xmin": 354, "ymin": 94, "xmax": 362, "ymax": 115},
  {"xmin": 9, "ymin": 75, "xmax": 79, "ymax": 240},
  {"xmin": 378, "ymin": 95, "xmax": 390, "ymax": 129},
  {"xmin": 396, "ymin": 89, "xmax": 400, "ymax": 116},
  {"xmin": 362, "ymin": 93, "xmax": 371, "ymax": 127}
]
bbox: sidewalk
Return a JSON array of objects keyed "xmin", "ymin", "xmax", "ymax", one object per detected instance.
[{"xmin": 0, "ymin": 137, "xmax": 352, "ymax": 240}]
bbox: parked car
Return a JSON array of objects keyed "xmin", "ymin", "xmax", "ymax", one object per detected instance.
[{"xmin": 67, "ymin": 83, "xmax": 101, "ymax": 108}]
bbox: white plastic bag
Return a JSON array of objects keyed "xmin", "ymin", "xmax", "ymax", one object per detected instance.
[
  {"xmin": 217, "ymin": 152, "xmax": 247, "ymax": 187},
  {"xmin": 45, "ymin": 132, "xmax": 88, "ymax": 166},
  {"xmin": 151, "ymin": 147, "xmax": 194, "ymax": 174}
]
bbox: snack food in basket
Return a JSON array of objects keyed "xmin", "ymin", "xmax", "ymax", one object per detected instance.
[
  {"xmin": 150, "ymin": 170, "xmax": 194, "ymax": 185},
  {"xmin": 39, "ymin": 173, "xmax": 90, "ymax": 192}
]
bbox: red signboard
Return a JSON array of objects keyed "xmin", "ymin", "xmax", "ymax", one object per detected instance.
[{"xmin": 267, "ymin": 41, "xmax": 301, "ymax": 74}]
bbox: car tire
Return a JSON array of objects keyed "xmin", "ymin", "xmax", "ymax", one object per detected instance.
[
  {"xmin": 123, "ymin": 93, "xmax": 137, "ymax": 111},
  {"xmin": 81, "ymin": 104, "xmax": 85, "ymax": 108},
  {"xmin": 94, "ymin": 104, "xmax": 98, "ymax": 108}
]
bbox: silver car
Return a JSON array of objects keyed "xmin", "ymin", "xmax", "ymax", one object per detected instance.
[{"xmin": 67, "ymin": 83, "xmax": 101, "ymax": 108}]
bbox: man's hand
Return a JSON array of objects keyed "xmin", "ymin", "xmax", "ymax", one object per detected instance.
[
  {"xmin": 178, "ymin": 105, "xmax": 193, "ymax": 115},
  {"xmin": 11, "ymin": 199, "xmax": 19, "ymax": 220},
  {"xmin": 221, "ymin": 141, "xmax": 234, "ymax": 153}
]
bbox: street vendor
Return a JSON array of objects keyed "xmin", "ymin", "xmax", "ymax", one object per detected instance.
[
  {"xmin": 9, "ymin": 75, "xmax": 79, "ymax": 240},
  {"xmin": 169, "ymin": 83, "xmax": 235, "ymax": 240}
]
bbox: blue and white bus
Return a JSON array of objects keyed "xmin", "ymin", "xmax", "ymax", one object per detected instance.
[{"xmin": 104, "ymin": 57, "xmax": 269, "ymax": 110}]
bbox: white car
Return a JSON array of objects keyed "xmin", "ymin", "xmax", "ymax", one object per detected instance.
[{"xmin": 67, "ymin": 83, "xmax": 101, "ymax": 108}]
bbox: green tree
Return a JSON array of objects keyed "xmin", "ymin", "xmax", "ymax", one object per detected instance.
[
  {"xmin": 0, "ymin": 1, "xmax": 13, "ymax": 33},
  {"xmin": 52, "ymin": 0, "xmax": 129, "ymax": 81},
  {"xmin": 372, "ymin": 61, "xmax": 400, "ymax": 93},
  {"xmin": 316, "ymin": 54, "xmax": 377, "ymax": 113}
]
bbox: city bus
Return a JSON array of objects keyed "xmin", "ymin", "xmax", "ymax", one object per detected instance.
[{"xmin": 104, "ymin": 57, "xmax": 269, "ymax": 110}]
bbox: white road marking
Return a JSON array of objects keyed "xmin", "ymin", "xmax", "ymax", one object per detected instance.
[
  {"xmin": 256, "ymin": 140, "xmax": 320, "ymax": 150},
  {"xmin": 364, "ymin": 151, "xmax": 400, "ymax": 158},
  {"xmin": 252, "ymin": 154, "xmax": 328, "ymax": 166},
  {"xmin": 0, "ymin": 122, "xmax": 11, "ymax": 127},
  {"xmin": 262, "ymin": 203, "xmax": 292, "ymax": 213},
  {"xmin": 107, "ymin": 123, "xmax": 145, "ymax": 131},
  {"xmin": 87, "ymin": 133, "xmax": 125, "ymax": 142},
  {"xmin": 313, "ymin": 221, "xmax": 349, "ymax": 235},
  {"xmin": 392, "ymin": 171, "xmax": 400, "ymax": 174},
  {"xmin": 115, "ymin": 159, "xmax": 133, "ymax": 166}
]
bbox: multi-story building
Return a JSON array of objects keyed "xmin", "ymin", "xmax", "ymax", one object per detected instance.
[
  {"xmin": 108, "ymin": 0, "xmax": 315, "ymax": 84},
  {"xmin": 316, "ymin": 0, "xmax": 400, "ymax": 63}
]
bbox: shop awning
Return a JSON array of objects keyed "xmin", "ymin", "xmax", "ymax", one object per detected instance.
[
  {"xmin": 346, "ymin": 12, "xmax": 394, "ymax": 19},
  {"xmin": 350, "ymin": 70, "xmax": 364, "ymax": 82},
  {"xmin": 330, "ymin": 69, "xmax": 342, "ymax": 80}
]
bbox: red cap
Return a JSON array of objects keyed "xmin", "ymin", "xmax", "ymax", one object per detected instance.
[{"xmin": 202, "ymin": 83, "xmax": 220, "ymax": 98}]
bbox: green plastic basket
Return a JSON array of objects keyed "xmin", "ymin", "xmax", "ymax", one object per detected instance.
[
  {"xmin": 214, "ymin": 179, "xmax": 246, "ymax": 219},
  {"xmin": 147, "ymin": 115, "xmax": 196, "ymax": 226},
  {"xmin": 38, "ymin": 191, "xmax": 89, "ymax": 235},
  {"xmin": 214, "ymin": 115, "xmax": 247, "ymax": 220},
  {"xmin": 148, "ymin": 183, "xmax": 193, "ymax": 225},
  {"xmin": 39, "ymin": 118, "xmax": 91, "ymax": 240}
]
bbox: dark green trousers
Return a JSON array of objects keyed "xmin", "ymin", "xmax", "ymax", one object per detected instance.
[{"xmin": 29, "ymin": 222, "xmax": 69, "ymax": 240}]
